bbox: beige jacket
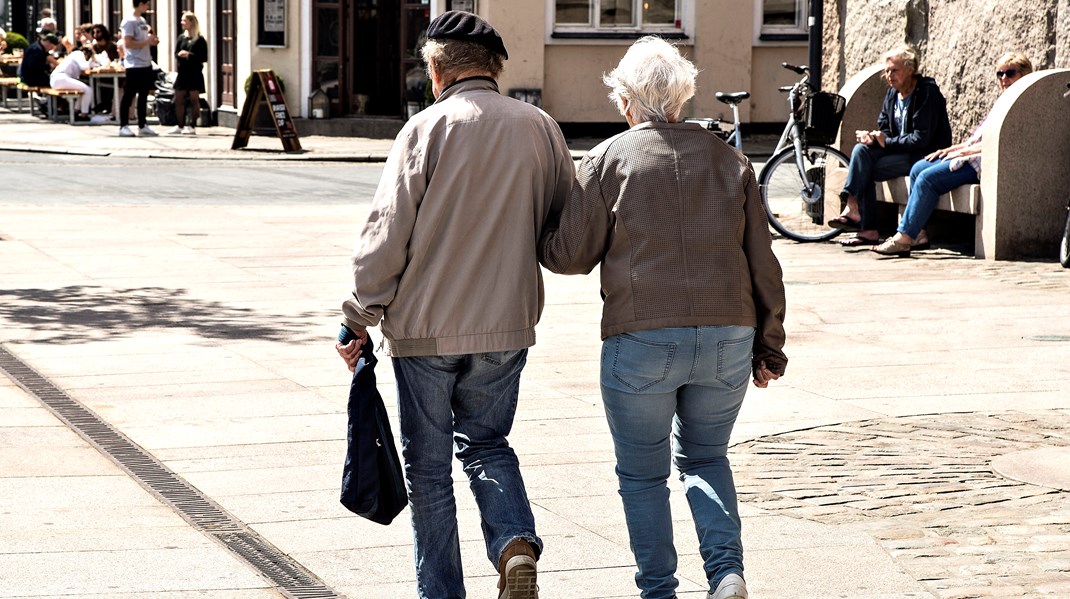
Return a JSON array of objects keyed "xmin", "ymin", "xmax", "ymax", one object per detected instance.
[
  {"xmin": 343, "ymin": 77, "xmax": 574, "ymax": 357},
  {"xmin": 539, "ymin": 121, "xmax": 788, "ymax": 375}
]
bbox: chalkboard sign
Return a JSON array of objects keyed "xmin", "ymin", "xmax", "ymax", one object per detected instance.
[{"xmin": 232, "ymin": 69, "xmax": 302, "ymax": 153}]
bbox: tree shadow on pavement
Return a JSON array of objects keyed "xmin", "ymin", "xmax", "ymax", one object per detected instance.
[{"xmin": 0, "ymin": 286, "xmax": 326, "ymax": 343}]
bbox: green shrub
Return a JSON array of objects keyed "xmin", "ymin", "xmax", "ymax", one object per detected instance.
[{"xmin": 4, "ymin": 32, "xmax": 29, "ymax": 54}]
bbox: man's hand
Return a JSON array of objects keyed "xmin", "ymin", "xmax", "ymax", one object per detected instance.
[
  {"xmin": 870, "ymin": 130, "xmax": 887, "ymax": 148},
  {"xmin": 335, "ymin": 327, "xmax": 368, "ymax": 372},
  {"xmin": 752, "ymin": 360, "xmax": 781, "ymax": 388}
]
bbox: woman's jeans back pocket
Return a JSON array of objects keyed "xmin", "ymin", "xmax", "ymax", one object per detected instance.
[
  {"xmin": 716, "ymin": 329, "xmax": 755, "ymax": 390},
  {"xmin": 609, "ymin": 333, "xmax": 676, "ymax": 392}
]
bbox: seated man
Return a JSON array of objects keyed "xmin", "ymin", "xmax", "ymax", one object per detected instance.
[{"xmin": 18, "ymin": 33, "xmax": 60, "ymax": 88}]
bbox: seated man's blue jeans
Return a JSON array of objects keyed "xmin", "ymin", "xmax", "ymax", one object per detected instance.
[
  {"xmin": 392, "ymin": 350, "xmax": 542, "ymax": 599},
  {"xmin": 600, "ymin": 325, "xmax": 755, "ymax": 599},
  {"xmin": 898, "ymin": 158, "xmax": 980, "ymax": 239},
  {"xmin": 842, "ymin": 143, "xmax": 917, "ymax": 231}
]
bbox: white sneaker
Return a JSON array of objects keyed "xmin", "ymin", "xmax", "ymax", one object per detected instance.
[
  {"xmin": 181, "ymin": 126, "xmax": 196, "ymax": 135},
  {"xmin": 90, "ymin": 114, "xmax": 111, "ymax": 124},
  {"xmin": 138, "ymin": 126, "xmax": 158, "ymax": 137},
  {"xmin": 118, "ymin": 126, "xmax": 135, "ymax": 137},
  {"xmin": 167, "ymin": 125, "xmax": 183, "ymax": 135},
  {"xmin": 709, "ymin": 573, "xmax": 748, "ymax": 599}
]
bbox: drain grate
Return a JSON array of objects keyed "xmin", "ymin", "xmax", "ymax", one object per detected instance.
[{"xmin": 0, "ymin": 345, "xmax": 345, "ymax": 599}]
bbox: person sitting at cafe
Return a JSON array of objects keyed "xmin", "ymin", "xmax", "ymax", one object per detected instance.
[
  {"xmin": 50, "ymin": 45, "xmax": 98, "ymax": 121},
  {"xmin": 91, "ymin": 24, "xmax": 120, "ymax": 65},
  {"xmin": 18, "ymin": 32, "xmax": 60, "ymax": 88}
]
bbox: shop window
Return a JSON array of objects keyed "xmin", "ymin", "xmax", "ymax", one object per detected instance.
[
  {"xmin": 759, "ymin": 0, "xmax": 808, "ymax": 41},
  {"xmin": 553, "ymin": 0, "xmax": 684, "ymax": 38}
]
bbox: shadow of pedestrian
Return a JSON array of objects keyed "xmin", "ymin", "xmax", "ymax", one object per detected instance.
[{"xmin": 0, "ymin": 285, "xmax": 325, "ymax": 343}]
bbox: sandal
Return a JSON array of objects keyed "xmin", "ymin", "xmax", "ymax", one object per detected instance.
[
  {"xmin": 871, "ymin": 238, "xmax": 911, "ymax": 257},
  {"xmin": 827, "ymin": 216, "xmax": 861, "ymax": 232},
  {"xmin": 837, "ymin": 235, "xmax": 880, "ymax": 247}
]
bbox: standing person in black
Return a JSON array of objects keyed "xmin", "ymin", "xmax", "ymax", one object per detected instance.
[{"xmin": 168, "ymin": 11, "xmax": 208, "ymax": 135}]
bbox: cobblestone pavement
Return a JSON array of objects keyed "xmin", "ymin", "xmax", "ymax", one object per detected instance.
[{"xmin": 733, "ymin": 411, "xmax": 1070, "ymax": 598}]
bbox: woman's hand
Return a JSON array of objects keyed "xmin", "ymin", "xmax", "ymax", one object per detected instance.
[
  {"xmin": 178, "ymin": 50, "xmax": 189, "ymax": 58},
  {"xmin": 752, "ymin": 361, "xmax": 781, "ymax": 388}
]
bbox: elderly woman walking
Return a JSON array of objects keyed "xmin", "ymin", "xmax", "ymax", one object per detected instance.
[
  {"xmin": 539, "ymin": 37, "xmax": 787, "ymax": 599},
  {"xmin": 829, "ymin": 44, "xmax": 953, "ymax": 246}
]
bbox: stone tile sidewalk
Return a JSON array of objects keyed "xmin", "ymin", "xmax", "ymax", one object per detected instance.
[{"xmin": 2, "ymin": 110, "xmax": 1070, "ymax": 598}]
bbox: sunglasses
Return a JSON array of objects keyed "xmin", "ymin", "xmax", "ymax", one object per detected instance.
[{"xmin": 996, "ymin": 68, "xmax": 1019, "ymax": 79}]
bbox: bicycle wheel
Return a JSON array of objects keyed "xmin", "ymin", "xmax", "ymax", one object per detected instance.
[
  {"xmin": 758, "ymin": 145, "xmax": 850, "ymax": 242},
  {"xmin": 1059, "ymin": 203, "xmax": 1070, "ymax": 268}
]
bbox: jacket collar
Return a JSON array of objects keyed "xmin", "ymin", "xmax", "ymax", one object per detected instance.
[{"xmin": 436, "ymin": 76, "xmax": 499, "ymax": 103}]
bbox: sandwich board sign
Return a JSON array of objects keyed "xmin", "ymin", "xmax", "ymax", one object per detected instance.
[{"xmin": 232, "ymin": 69, "xmax": 302, "ymax": 153}]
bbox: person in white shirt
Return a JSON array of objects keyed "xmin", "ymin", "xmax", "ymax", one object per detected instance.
[
  {"xmin": 50, "ymin": 46, "xmax": 97, "ymax": 119},
  {"xmin": 117, "ymin": 0, "xmax": 159, "ymax": 136}
]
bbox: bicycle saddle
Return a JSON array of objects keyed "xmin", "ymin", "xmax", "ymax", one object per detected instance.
[{"xmin": 715, "ymin": 92, "xmax": 751, "ymax": 105}]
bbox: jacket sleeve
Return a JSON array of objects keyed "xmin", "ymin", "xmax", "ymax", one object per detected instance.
[
  {"xmin": 538, "ymin": 153, "xmax": 611, "ymax": 275},
  {"xmin": 885, "ymin": 84, "xmax": 947, "ymax": 153},
  {"xmin": 877, "ymin": 90, "xmax": 893, "ymax": 137},
  {"xmin": 191, "ymin": 37, "xmax": 207, "ymax": 65},
  {"xmin": 740, "ymin": 161, "xmax": 788, "ymax": 375},
  {"xmin": 342, "ymin": 123, "xmax": 427, "ymax": 331}
]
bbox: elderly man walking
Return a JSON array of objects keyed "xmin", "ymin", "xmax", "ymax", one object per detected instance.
[{"xmin": 335, "ymin": 11, "xmax": 573, "ymax": 599}]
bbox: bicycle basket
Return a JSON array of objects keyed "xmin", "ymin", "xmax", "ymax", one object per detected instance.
[{"xmin": 803, "ymin": 92, "xmax": 846, "ymax": 145}]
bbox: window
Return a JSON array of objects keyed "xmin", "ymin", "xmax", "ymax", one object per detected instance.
[
  {"xmin": 554, "ymin": 0, "xmax": 683, "ymax": 37},
  {"xmin": 760, "ymin": 0, "xmax": 808, "ymax": 40}
]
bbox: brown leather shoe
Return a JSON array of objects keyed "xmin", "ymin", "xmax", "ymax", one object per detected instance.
[{"xmin": 497, "ymin": 539, "xmax": 538, "ymax": 599}]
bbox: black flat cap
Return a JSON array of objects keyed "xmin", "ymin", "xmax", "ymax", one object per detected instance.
[{"xmin": 426, "ymin": 11, "xmax": 508, "ymax": 60}]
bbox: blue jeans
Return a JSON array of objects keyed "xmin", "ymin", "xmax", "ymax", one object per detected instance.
[
  {"xmin": 842, "ymin": 143, "xmax": 917, "ymax": 231},
  {"xmin": 898, "ymin": 158, "xmax": 980, "ymax": 239},
  {"xmin": 600, "ymin": 326, "xmax": 755, "ymax": 599},
  {"xmin": 393, "ymin": 350, "xmax": 542, "ymax": 599}
]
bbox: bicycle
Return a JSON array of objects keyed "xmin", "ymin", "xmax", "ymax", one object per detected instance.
[{"xmin": 688, "ymin": 63, "xmax": 850, "ymax": 242}]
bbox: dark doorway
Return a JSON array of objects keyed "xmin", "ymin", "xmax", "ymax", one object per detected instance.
[{"xmin": 312, "ymin": 0, "xmax": 429, "ymax": 118}]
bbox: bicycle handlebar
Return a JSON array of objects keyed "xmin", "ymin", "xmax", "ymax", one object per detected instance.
[{"xmin": 781, "ymin": 62, "xmax": 809, "ymax": 75}]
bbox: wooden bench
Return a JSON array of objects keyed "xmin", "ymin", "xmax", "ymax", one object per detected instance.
[
  {"xmin": 833, "ymin": 65, "xmax": 1070, "ymax": 260},
  {"xmin": 39, "ymin": 87, "xmax": 86, "ymax": 124},
  {"xmin": 0, "ymin": 77, "xmax": 28, "ymax": 111},
  {"xmin": 16, "ymin": 82, "xmax": 42, "ymax": 116}
]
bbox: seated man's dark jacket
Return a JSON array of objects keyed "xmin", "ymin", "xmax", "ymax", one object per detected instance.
[
  {"xmin": 17, "ymin": 41, "xmax": 52, "ymax": 87},
  {"xmin": 877, "ymin": 76, "xmax": 952, "ymax": 157}
]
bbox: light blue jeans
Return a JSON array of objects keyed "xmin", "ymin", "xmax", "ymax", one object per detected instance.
[
  {"xmin": 600, "ymin": 326, "xmax": 755, "ymax": 599},
  {"xmin": 392, "ymin": 350, "xmax": 542, "ymax": 599},
  {"xmin": 898, "ymin": 158, "xmax": 980, "ymax": 239}
]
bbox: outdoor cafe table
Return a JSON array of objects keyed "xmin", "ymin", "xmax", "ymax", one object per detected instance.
[{"xmin": 84, "ymin": 66, "xmax": 125, "ymax": 123}]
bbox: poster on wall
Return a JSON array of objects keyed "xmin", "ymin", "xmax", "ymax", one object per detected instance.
[{"xmin": 258, "ymin": 0, "xmax": 286, "ymax": 47}]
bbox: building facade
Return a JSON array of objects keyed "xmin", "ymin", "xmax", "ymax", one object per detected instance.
[{"xmin": 6, "ymin": 0, "xmax": 817, "ymax": 131}]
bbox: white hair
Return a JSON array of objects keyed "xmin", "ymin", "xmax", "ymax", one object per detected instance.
[{"xmin": 603, "ymin": 36, "xmax": 698, "ymax": 124}]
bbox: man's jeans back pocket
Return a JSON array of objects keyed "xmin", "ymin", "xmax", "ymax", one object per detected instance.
[
  {"xmin": 609, "ymin": 333, "xmax": 677, "ymax": 392},
  {"xmin": 716, "ymin": 330, "xmax": 755, "ymax": 391}
]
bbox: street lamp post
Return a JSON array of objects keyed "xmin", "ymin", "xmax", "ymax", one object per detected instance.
[{"xmin": 808, "ymin": 0, "xmax": 824, "ymax": 91}]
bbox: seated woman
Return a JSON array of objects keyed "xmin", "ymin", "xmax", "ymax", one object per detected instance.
[
  {"xmin": 540, "ymin": 36, "xmax": 787, "ymax": 599},
  {"xmin": 49, "ymin": 45, "xmax": 97, "ymax": 121},
  {"xmin": 829, "ymin": 44, "xmax": 953, "ymax": 246},
  {"xmin": 873, "ymin": 52, "xmax": 1034, "ymax": 256}
]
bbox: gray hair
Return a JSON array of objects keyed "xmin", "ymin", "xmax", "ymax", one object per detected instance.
[
  {"xmin": 421, "ymin": 38, "xmax": 504, "ymax": 86},
  {"xmin": 882, "ymin": 43, "xmax": 920, "ymax": 74},
  {"xmin": 603, "ymin": 36, "xmax": 697, "ymax": 124}
]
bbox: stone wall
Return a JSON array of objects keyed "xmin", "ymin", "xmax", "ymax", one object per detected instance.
[{"xmin": 823, "ymin": 0, "xmax": 1069, "ymax": 140}]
